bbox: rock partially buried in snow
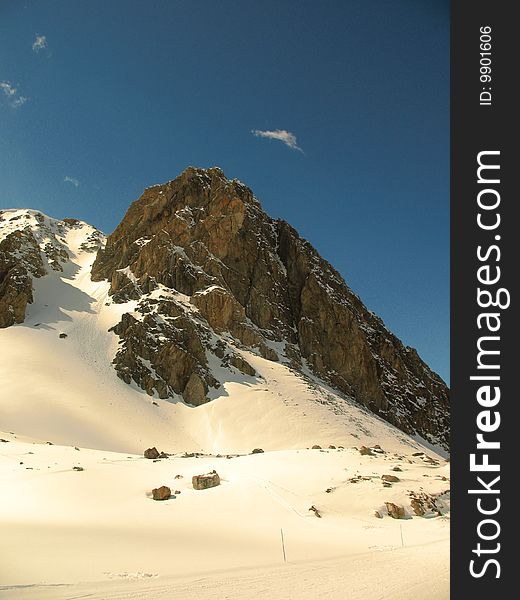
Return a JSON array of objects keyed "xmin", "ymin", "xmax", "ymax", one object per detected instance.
[
  {"xmin": 152, "ymin": 486, "xmax": 171, "ymax": 501},
  {"xmin": 144, "ymin": 447, "xmax": 160, "ymax": 459},
  {"xmin": 385, "ymin": 502, "xmax": 406, "ymax": 519},
  {"xmin": 381, "ymin": 474, "xmax": 400, "ymax": 483},
  {"xmin": 192, "ymin": 470, "xmax": 220, "ymax": 490},
  {"xmin": 410, "ymin": 497, "xmax": 427, "ymax": 516},
  {"xmin": 359, "ymin": 446, "xmax": 373, "ymax": 456},
  {"xmin": 409, "ymin": 492, "xmax": 443, "ymax": 517},
  {"xmin": 251, "ymin": 448, "xmax": 264, "ymax": 454}
]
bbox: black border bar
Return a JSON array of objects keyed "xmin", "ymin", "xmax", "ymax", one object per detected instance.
[{"xmin": 451, "ymin": 1, "xmax": 516, "ymax": 596}]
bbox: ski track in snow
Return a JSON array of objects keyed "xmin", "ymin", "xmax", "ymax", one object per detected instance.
[{"xmin": 0, "ymin": 543, "xmax": 449, "ymax": 600}]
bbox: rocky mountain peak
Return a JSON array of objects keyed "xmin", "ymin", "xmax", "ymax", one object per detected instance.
[
  {"xmin": 95, "ymin": 166, "xmax": 258, "ymax": 269},
  {"xmin": 0, "ymin": 171, "xmax": 449, "ymax": 451},
  {"xmin": 88, "ymin": 167, "xmax": 449, "ymax": 450}
]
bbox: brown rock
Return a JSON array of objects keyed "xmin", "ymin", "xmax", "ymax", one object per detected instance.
[
  {"xmin": 385, "ymin": 502, "xmax": 406, "ymax": 519},
  {"xmin": 228, "ymin": 354, "xmax": 256, "ymax": 377},
  {"xmin": 183, "ymin": 372, "xmax": 208, "ymax": 406},
  {"xmin": 192, "ymin": 470, "xmax": 220, "ymax": 490},
  {"xmin": 144, "ymin": 447, "xmax": 160, "ymax": 459},
  {"xmin": 411, "ymin": 498, "xmax": 426, "ymax": 516},
  {"xmin": 381, "ymin": 474, "xmax": 400, "ymax": 483},
  {"xmin": 152, "ymin": 486, "xmax": 171, "ymax": 500},
  {"xmin": 409, "ymin": 491, "xmax": 442, "ymax": 517}
]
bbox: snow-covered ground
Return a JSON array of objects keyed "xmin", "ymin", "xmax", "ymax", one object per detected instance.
[
  {"xmin": 0, "ymin": 436, "xmax": 449, "ymax": 599},
  {"xmin": 1, "ymin": 549, "xmax": 449, "ymax": 600},
  {"xmin": 0, "ymin": 210, "xmax": 449, "ymax": 598}
]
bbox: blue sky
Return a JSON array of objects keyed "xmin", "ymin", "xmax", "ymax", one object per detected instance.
[{"xmin": 0, "ymin": 0, "xmax": 449, "ymax": 382}]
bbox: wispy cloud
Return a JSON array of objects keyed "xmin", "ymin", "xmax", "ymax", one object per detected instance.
[
  {"xmin": 64, "ymin": 176, "xmax": 80, "ymax": 188},
  {"xmin": 12, "ymin": 95, "xmax": 28, "ymax": 108},
  {"xmin": 32, "ymin": 35, "xmax": 47, "ymax": 53},
  {"xmin": 0, "ymin": 81, "xmax": 28, "ymax": 108},
  {"xmin": 251, "ymin": 129, "xmax": 304, "ymax": 153}
]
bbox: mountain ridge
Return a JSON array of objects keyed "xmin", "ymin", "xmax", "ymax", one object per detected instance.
[{"xmin": 0, "ymin": 167, "xmax": 449, "ymax": 452}]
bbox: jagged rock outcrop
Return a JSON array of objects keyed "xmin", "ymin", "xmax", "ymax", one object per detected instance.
[
  {"xmin": 0, "ymin": 214, "xmax": 51, "ymax": 328},
  {"xmin": 91, "ymin": 166, "xmax": 449, "ymax": 449},
  {"xmin": 385, "ymin": 502, "xmax": 406, "ymax": 519}
]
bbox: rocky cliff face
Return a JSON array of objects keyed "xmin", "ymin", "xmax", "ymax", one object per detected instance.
[
  {"xmin": 90, "ymin": 167, "xmax": 449, "ymax": 449},
  {"xmin": 0, "ymin": 211, "xmax": 70, "ymax": 327},
  {"xmin": 0, "ymin": 210, "xmax": 103, "ymax": 327}
]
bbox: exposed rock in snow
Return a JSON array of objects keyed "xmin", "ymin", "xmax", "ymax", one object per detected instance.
[
  {"xmin": 385, "ymin": 502, "xmax": 406, "ymax": 519},
  {"xmin": 192, "ymin": 470, "xmax": 221, "ymax": 490},
  {"xmin": 152, "ymin": 485, "xmax": 171, "ymax": 500},
  {"xmin": 0, "ymin": 209, "xmax": 103, "ymax": 328},
  {"xmin": 144, "ymin": 447, "xmax": 160, "ymax": 459}
]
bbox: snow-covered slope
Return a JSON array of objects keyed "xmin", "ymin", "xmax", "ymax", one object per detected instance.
[
  {"xmin": 0, "ymin": 208, "xmax": 441, "ymax": 457},
  {"xmin": 0, "ymin": 208, "xmax": 449, "ymax": 599},
  {"xmin": 0, "ymin": 435, "xmax": 450, "ymax": 597}
]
